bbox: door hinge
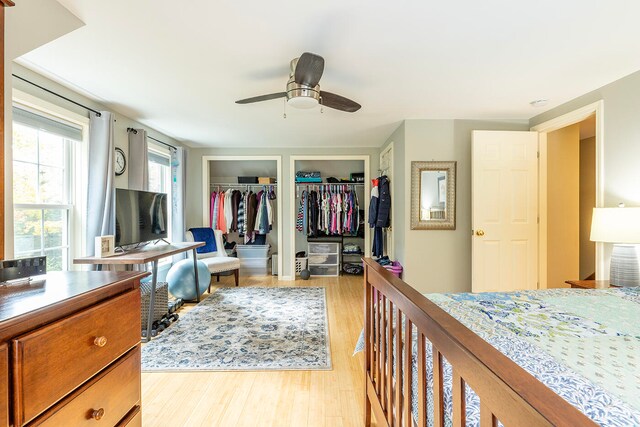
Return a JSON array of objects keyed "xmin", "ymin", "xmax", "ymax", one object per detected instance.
[
  {"xmin": 537, "ymin": 216, "xmax": 539, "ymax": 224},
  {"xmin": 537, "ymin": 151, "xmax": 540, "ymax": 159}
]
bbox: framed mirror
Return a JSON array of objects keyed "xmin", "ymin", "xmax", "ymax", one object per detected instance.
[{"xmin": 411, "ymin": 161, "xmax": 456, "ymax": 230}]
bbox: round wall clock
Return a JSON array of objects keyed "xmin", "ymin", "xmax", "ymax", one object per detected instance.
[{"xmin": 115, "ymin": 147, "xmax": 127, "ymax": 176}]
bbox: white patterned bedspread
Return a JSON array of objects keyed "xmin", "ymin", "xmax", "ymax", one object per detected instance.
[{"xmin": 355, "ymin": 287, "xmax": 640, "ymax": 426}]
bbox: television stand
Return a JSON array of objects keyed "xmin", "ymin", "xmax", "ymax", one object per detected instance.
[
  {"xmin": 154, "ymin": 238, "xmax": 171, "ymax": 245},
  {"xmin": 73, "ymin": 242, "xmax": 205, "ymax": 342}
]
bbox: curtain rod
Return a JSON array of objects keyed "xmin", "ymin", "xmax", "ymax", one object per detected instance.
[
  {"xmin": 12, "ymin": 74, "xmax": 103, "ymax": 117},
  {"xmin": 127, "ymin": 127, "xmax": 176, "ymax": 151}
]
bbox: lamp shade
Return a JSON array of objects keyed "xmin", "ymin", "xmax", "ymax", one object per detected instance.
[{"xmin": 590, "ymin": 207, "xmax": 640, "ymax": 243}]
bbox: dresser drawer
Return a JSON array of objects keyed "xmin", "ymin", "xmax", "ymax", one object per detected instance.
[
  {"xmin": 0, "ymin": 344, "xmax": 7, "ymax": 427},
  {"xmin": 117, "ymin": 406, "xmax": 141, "ymax": 427},
  {"xmin": 12, "ymin": 290, "xmax": 140, "ymax": 425},
  {"xmin": 30, "ymin": 347, "xmax": 140, "ymax": 427}
]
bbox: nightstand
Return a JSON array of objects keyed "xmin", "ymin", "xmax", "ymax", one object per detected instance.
[{"xmin": 565, "ymin": 280, "xmax": 618, "ymax": 289}]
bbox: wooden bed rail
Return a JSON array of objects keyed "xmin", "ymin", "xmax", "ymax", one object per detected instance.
[{"xmin": 362, "ymin": 258, "xmax": 596, "ymax": 427}]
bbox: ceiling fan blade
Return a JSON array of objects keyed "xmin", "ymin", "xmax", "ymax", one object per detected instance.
[
  {"xmin": 320, "ymin": 91, "xmax": 361, "ymax": 112},
  {"xmin": 235, "ymin": 92, "xmax": 287, "ymax": 104},
  {"xmin": 294, "ymin": 52, "xmax": 325, "ymax": 87}
]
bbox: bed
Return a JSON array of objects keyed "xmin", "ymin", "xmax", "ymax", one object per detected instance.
[{"xmin": 360, "ymin": 258, "xmax": 640, "ymax": 426}]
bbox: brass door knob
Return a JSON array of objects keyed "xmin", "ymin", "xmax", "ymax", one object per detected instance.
[
  {"xmin": 92, "ymin": 408, "xmax": 105, "ymax": 420},
  {"xmin": 475, "ymin": 230, "xmax": 485, "ymax": 237},
  {"xmin": 94, "ymin": 336, "xmax": 108, "ymax": 347}
]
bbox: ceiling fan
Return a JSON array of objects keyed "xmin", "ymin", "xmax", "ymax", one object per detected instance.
[{"xmin": 235, "ymin": 52, "xmax": 361, "ymax": 113}]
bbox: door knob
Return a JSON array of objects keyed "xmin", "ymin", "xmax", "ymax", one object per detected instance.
[{"xmin": 475, "ymin": 230, "xmax": 485, "ymax": 237}]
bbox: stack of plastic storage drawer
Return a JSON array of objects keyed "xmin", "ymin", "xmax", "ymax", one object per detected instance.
[
  {"xmin": 307, "ymin": 242, "xmax": 340, "ymax": 276},
  {"xmin": 237, "ymin": 245, "xmax": 270, "ymax": 276}
]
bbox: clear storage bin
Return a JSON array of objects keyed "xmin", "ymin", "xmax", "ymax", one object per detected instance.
[
  {"xmin": 308, "ymin": 254, "xmax": 339, "ymax": 265},
  {"xmin": 308, "ymin": 242, "xmax": 339, "ymax": 254},
  {"xmin": 309, "ymin": 265, "xmax": 340, "ymax": 277},
  {"xmin": 239, "ymin": 257, "xmax": 269, "ymax": 276},
  {"xmin": 237, "ymin": 245, "xmax": 269, "ymax": 259}
]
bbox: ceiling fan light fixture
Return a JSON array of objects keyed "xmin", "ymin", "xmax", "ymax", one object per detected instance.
[
  {"xmin": 287, "ymin": 96, "xmax": 319, "ymax": 109},
  {"xmin": 286, "ymin": 79, "xmax": 320, "ymax": 109}
]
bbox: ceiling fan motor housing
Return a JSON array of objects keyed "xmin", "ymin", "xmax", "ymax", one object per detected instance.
[
  {"xmin": 286, "ymin": 77, "xmax": 320, "ymax": 108},
  {"xmin": 286, "ymin": 57, "xmax": 320, "ymax": 108}
]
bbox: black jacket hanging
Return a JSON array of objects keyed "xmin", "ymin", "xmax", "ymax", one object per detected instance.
[
  {"xmin": 375, "ymin": 175, "xmax": 391, "ymax": 227},
  {"xmin": 310, "ymin": 190, "xmax": 319, "ymax": 237}
]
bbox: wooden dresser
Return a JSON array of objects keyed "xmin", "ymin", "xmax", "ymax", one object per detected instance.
[{"xmin": 0, "ymin": 271, "xmax": 147, "ymax": 427}]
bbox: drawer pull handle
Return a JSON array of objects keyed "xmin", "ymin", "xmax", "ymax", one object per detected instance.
[
  {"xmin": 94, "ymin": 336, "xmax": 108, "ymax": 347},
  {"xmin": 92, "ymin": 408, "xmax": 105, "ymax": 420}
]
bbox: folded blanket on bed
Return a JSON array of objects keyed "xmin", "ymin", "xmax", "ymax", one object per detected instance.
[
  {"xmin": 356, "ymin": 287, "xmax": 640, "ymax": 426},
  {"xmin": 189, "ymin": 227, "xmax": 217, "ymax": 253}
]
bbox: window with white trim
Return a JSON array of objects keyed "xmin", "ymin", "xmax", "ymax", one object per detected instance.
[
  {"xmin": 148, "ymin": 142, "xmax": 172, "ymax": 242},
  {"xmin": 12, "ymin": 106, "xmax": 82, "ymax": 271}
]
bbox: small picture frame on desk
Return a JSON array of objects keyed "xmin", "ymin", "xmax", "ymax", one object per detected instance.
[{"xmin": 95, "ymin": 235, "xmax": 116, "ymax": 258}]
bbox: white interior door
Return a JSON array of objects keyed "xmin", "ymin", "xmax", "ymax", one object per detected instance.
[{"xmin": 472, "ymin": 131, "xmax": 539, "ymax": 292}]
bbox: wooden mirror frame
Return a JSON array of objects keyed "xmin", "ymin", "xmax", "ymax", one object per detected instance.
[{"xmin": 410, "ymin": 160, "xmax": 457, "ymax": 230}]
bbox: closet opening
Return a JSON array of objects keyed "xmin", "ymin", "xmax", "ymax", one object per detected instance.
[
  {"xmin": 289, "ymin": 155, "xmax": 370, "ymax": 279},
  {"xmin": 202, "ymin": 156, "xmax": 283, "ymax": 280}
]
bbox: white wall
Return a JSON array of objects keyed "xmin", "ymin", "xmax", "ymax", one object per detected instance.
[
  {"xmin": 187, "ymin": 147, "xmax": 379, "ymax": 278},
  {"xmin": 531, "ymin": 70, "xmax": 640, "ymax": 207},
  {"xmin": 6, "ymin": 0, "xmax": 84, "ymax": 61}
]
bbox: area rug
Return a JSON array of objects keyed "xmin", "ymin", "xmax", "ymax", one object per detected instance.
[{"xmin": 141, "ymin": 287, "xmax": 331, "ymax": 371}]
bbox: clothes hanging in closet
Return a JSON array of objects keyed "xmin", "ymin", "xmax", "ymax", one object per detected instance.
[
  {"xmin": 210, "ymin": 186, "xmax": 275, "ymax": 242},
  {"xmin": 369, "ymin": 175, "xmax": 391, "ymax": 257},
  {"xmin": 296, "ymin": 185, "xmax": 360, "ymax": 237}
]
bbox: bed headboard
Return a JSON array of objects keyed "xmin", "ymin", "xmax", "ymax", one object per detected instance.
[{"xmin": 362, "ymin": 258, "xmax": 596, "ymax": 427}]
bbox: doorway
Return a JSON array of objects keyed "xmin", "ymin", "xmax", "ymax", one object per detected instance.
[
  {"xmin": 533, "ymin": 100, "xmax": 604, "ymax": 288},
  {"xmin": 201, "ymin": 155, "xmax": 283, "ymax": 280},
  {"xmin": 544, "ymin": 115, "xmax": 596, "ymax": 287},
  {"xmin": 289, "ymin": 155, "xmax": 370, "ymax": 280}
]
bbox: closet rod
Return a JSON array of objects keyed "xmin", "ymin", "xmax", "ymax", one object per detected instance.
[
  {"xmin": 127, "ymin": 127, "xmax": 176, "ymax": 151},
  {"xmin": 210, "ymin": 183, "xmax": 275, "ymax": 187},
  {"xmin": 13, "ymin": 74, "xmax": 103, "ymax": 117},
  {"xmin": 295, "ymin": 183, "xmax": 364, "ymax": 186}
]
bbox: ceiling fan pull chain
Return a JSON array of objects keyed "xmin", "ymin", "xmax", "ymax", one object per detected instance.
[{"xmin": 283, "ymin": 97, "xmax": 287, "ymax": 119}]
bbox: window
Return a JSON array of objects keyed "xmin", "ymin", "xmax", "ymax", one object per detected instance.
[
  {"xmin": 12, "ymin": 106, "xmax": 82, "ymax": 271},
  {"xmin": 148, "ymin": 143, "xmax": 172, "ymax": 241}
]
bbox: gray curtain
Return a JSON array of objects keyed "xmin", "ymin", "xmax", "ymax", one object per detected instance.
[
  {"xmin": 86, "ymin": 111, "xmax": 115, "ymax": 256},
  {"xmin": 128, "ymin": 128, "xmax": 148, "ymax": 191},
  {"xmin": 171, "ymin": 147, "xmax": 187, "ymax": 261}
]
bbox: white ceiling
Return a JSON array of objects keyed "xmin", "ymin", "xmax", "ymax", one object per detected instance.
[{"xmin": 14, "ymin": 0, "xmax": 640, "ymax": 148}]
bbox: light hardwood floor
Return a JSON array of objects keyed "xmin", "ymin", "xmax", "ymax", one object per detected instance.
[{"xmin": 141, "ymin": 274, "xmax": 373, "ymax": 427}]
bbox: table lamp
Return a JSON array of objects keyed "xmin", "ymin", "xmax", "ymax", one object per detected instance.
[{"xmin": 590, "ymin": 207, "xmax": 640, "ymax": 287}]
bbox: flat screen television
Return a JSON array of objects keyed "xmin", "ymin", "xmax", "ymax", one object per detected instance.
[{"xmin": 115, "ymin": 188, "xmax": 168, "ymax": 247}]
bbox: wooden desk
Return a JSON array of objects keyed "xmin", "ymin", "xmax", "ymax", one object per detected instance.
[
  {"xmin": 74, "ymin": 242, "xmax": 204, "ymax": 341},
  {"xmin": 564, "ymin": 280, "xmax": 618, "ymax": 289}
]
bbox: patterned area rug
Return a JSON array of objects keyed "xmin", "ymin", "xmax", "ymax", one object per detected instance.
[{"xmin": 141, "ymin": 287, "xmax": 331, "ymax": 371}]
